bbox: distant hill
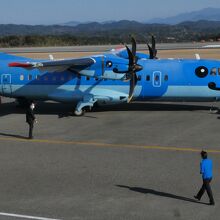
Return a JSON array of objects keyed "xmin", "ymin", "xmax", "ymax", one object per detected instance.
[
  {"xmin": 0, "ymin": 20, "xmax": 219, "ymax": 47},
  {"xmin": 147, "ymin": 7, "xmax": 220, "ymax": 24}
]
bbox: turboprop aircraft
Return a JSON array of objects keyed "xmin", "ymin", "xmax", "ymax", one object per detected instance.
[{"xmin": 1, "ymin": 37, "xmax": 220, "ymax": 116}]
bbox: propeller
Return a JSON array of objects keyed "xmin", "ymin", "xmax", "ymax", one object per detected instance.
[
  {"xmin": 147, "ymin": 35, "xmax": 158, "ymax": 59},
  {"xmin": 113, "ymin": 37, "xmax": 143, "ymax": 102},
  {"xmin": 126, "ymin": 37, "xmax": 143, "ymax": 103}
]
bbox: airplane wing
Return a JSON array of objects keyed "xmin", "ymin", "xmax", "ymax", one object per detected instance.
[{"xmin": 8, "ymin": 57, "xmax": 95, "ymax": 72}]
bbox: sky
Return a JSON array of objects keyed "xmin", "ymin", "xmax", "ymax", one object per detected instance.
[{"xmin": 0, "ymin": 0, "xmax": 219, "ymax": 25}]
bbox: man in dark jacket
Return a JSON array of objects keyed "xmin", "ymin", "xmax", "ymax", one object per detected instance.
[
  {"xmin": 26, "ymin": 102, "xmax": 37, "ymax": 139},
  {"xmin": 194, "ymin": 151, "xmax": 215, "ymax": 205}
]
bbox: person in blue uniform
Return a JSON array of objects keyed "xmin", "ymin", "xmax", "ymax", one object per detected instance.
[{"xmin": 194, "ymin": 151, "xmax": 215, "ymax": 205}]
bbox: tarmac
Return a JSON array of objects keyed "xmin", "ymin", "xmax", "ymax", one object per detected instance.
[
  {"xmin": 0, "ymin": 42, "xmax": 220, "ymax": 54},
  {"xmin": 0, "ymin": 97, "xmax": 220, "ymax": 220}
]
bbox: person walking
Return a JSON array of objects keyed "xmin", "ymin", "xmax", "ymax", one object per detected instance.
[
  {"xmin": 194, "ymin": 151, "xmax": 215, "ymax": 205},
  {"xmin": 26, "ymin": 102, "xmax": 37, "ymax": 139}
]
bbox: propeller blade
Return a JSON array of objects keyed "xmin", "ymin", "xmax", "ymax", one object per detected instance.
[
  {"xmin": 125, "ymin": 45, "xmax": 134, "ymax": 67},
  {"xmin": 151, "ymin": 35, "xmax": 158, "ymax": 58},
  {"xmin": 128, "ymin": 72, "xmax": 138, "ymax": 103},
  {"xmin": 147, "ymin": 43, "xmax": 154, "ymax": 59},
  {"xmin": 131, "ymin": 37, "xmax": 136, "ymax": 57}
]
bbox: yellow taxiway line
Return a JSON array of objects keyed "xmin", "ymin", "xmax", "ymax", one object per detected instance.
[{"xmin": 0, "ymin": 136, "xmax": 220, "ymax": 154}]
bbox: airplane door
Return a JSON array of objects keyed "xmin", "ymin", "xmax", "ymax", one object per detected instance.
[
  {"xmin": 153, "ymin": 71, "xmax": 162, "ymax": 87},
  {"xmin": 1, "ymin": 74, "xmax": 12, "ymax": 94}
]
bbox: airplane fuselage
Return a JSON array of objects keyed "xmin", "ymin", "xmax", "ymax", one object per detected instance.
[{"xmin": 1, "ymin": 53, "xmax": 220, "ymax": 113}]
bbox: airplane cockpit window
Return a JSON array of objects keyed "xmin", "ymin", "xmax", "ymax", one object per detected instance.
[
  {"xmin": 195, "ymin": 66, "xmax": 208, "ymax": 78},
  {"xmin": 210, "ymin": 68, "xmax": 217, "ymax": 76},
  {"xmin": 20, "ymin": 74, "xmax": 24, "ymax": 81}
]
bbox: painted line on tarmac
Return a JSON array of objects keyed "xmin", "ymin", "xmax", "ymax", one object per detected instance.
[
  {"xmin": 0, "ymin": 212, "xmax": 61, "ymax": 220},
  {"xmin": 0, "ymin": 136, "xmax": 220, "ymax": 154}
]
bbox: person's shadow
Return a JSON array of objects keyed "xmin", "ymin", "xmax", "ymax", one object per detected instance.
[
  {"xmin": 0, "ymin": 132, "xmax": 28, "ymax": 139},
  {"xmin": 116, "ymin": 185, "xmax": 208, "ymax": 205}
]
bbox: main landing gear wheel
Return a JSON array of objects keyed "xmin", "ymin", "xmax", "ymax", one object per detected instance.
[{"xmin": 74, "ymin": 109, "xmax": 85, "ymax": 116}]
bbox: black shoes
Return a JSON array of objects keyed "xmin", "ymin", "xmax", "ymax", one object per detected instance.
[
  {"xmin": 194, "ymin": 196, "xmax": 215, "ymax": 205},
  {"xmin": 210, "ymin": 201, "xmax": 215, "ymax": 206}
]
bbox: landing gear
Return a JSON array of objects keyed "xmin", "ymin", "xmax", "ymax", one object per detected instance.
[
  {"xmin": 210, "ymin": 100, "xmax": 219, "ymax": 114},
  {"xmin": 210, "ymin": 105, "xmax": 219, "ymax": 114},
  {"xmin": 74, "ymin": 109, "xmax": 85, "ymax": 117},
  {"xmin": 74, "ymin": 95, "xmax": 97, "ymax": 116}
]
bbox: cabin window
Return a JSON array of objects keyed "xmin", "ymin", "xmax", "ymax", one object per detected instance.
[
  {"xmin": 20, "ymin": 74, "xmax": 24, "ymax": 81},
  {"xmin": 218, "ymin": 68, "xmax": 220, "ymax": 75},
  {"xmin": 195, "ymin": 66, "xmax": 208, "ymax": 78},
  {"xmin": 210, "ymin": 68, "xmax": 217, "ymax": 76},
  {"xmin": 86, "ymin": 76, "xmax": 90, "ymax": 81},
  {"xmin": 137, "ymin": 75, "xmax": 141, "ymax": 81},
  {"xmin": 28, "ymin": 74, "xmax": 32, "ymax": 80},
  {"xmin": 36, "ymin": 75, "xmax": 40, "ymax": 80},
  {"xmin": 164, "ymin": 75, "xmax": 169, "ymax": 81},
  {"xmin": 146, "ymin": 75, "xmax": 150, "ymax": 81}
]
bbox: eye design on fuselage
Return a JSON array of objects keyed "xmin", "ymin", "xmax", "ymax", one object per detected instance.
[
  {"xmin": 195, "ymin": 66, "xmax": 208, "ymax": 78},
  {"xmin": 106, "ymin": 61, "xmax": 113, "ymax": 68}
]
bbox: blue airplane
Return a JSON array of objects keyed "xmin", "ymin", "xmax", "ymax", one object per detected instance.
[{"xmin": 0, "ymin": 37, "xmax": 220, "ymax": 116}]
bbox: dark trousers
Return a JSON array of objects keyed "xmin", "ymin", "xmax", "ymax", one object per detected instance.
[
  {"xmin": 28, "ymin": 122, "xmax": 34, "ymax": 138},
  {"xmin": 196, "ymin": 178, "xmax": 214, "ymax": 203}
]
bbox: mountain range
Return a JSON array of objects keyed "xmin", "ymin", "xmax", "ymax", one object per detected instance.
[
  {"xmin": 62, "ymin": 7, "xmax": 220, "ymax": 26},
  {"xmin": 147, "ymin": 7, "xmax": 220, "ymax": 24}
]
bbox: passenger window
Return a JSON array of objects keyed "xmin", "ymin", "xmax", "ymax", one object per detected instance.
[
  {"xmin": 211, "ymin": 68, "xmax": 217, "ymax": 76},
  {"xmin": 36, "ymin": 75, "xmax": 40, "ymax": 80},
  {"xmin": 164, "ymin": 75, "xmax": 168, "ymax": 81},
  {"xmin": 137, "ymin": 75, "xmax": 141, "ymax": 81},
  {"xmin": 146, "ymin": 75, "xmax": 150, "ymax": 81},
  {"xmin": 20, "ymin": 74, "xmax": 24, "ymax": 81},
  {"xmin": 86, "ymin": 76, "xmax": 90, "ymax": 81},
  {"xmin": 28, "ymin": 75, "xmax": 32, "ymax": 80},
  {"xmin": 218, "ymin": 68, "xmax": 220, "ymax": 75}
]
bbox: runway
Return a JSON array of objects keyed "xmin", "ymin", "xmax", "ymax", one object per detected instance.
[
  {"xmin": 0, "ymin": 42, "xmax": 220, "ymax": 54},
  {"xmin": 0, "ymin": 97, "xmax": 220, "ymax": 219}
]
